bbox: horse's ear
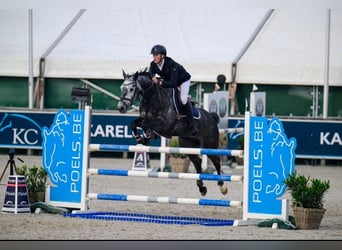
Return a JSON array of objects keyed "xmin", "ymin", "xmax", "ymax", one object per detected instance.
[
  {"xmin": 134, "ymin": 71, "xmax": 139, "ymax": 80},
  {"xmin": 122, "ymin": 69, "xmax": 127, "ymax": 79}
]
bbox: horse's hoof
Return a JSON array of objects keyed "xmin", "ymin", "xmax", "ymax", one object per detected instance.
[
  {"xmin": 200, "ymin": 187, "xmax": 207, "ymax": 196},
  {"xmin": 220, "ymin": 185, "xmax": 228, "ymax": 195}
]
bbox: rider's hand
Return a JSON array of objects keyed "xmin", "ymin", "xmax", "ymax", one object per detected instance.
[
  {"xmin": 152, "ymin": 77, "xmax": 158, "ymax": 84},
  {"xmin": 152, "ymin": 77, "xmax": 162, "ymax": 85}
]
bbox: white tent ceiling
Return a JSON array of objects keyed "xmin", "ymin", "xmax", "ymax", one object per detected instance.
[
  {"xmin": 0, "ymin": 8, "xmax": 267, "ymax": 82},
  {"xmin": 236, "ymin": 9, "xmax": 342, "ymax": 86},
  {"xmin": 45, "ymin": 9, "xmax": 268, "ymax": 82},
  {"xmin": 0, "ymin": 10, "xmax": 78, "ymax": 77},
  {"xmin": 0, "ymin": 4, "xmax": 341, "ymax": 86}
]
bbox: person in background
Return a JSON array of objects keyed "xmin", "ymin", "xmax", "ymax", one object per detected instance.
[
  {"xmin": 148, "ymin": 44, "xmax": 198, "ymax": 135},
  {"xmin": 215, "ymin": 74, "xmax": 226, "ymax": 92}
]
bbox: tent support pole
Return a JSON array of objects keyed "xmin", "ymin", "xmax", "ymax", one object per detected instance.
[
  {"xmin": 323, "ymin": 9, "xmax": 331, "ymax": 119},
  {"xmin": 230, "ymin": 9, "xmax": 274, "ymax": 115},
  {"xmin": 28, "ymin": 9, "xmax": 34, "ymax": 109},
  {"xmin": 37, "ymin": 9, "xmax": 86, "ymax": 109}
]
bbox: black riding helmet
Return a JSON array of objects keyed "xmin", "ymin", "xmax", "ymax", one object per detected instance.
[{"xmin": 150, "ymin": 44, "xmax": 167, "ymax": 55}]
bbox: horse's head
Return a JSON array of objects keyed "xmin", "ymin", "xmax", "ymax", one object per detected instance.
[
  {"xmin": 117, "ymin": 70, "xmax": 139, "ymax": 113},
  {"xmin": 117, "ymin": 69, "xmax": 153, "ymax": 113}
]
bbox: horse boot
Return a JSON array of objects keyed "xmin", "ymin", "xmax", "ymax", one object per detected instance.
[{"xmin": 183, "ymin": 101, "xmax": 198, "ymax": 135}]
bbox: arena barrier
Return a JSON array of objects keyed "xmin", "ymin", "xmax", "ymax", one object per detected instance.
[{"xmin": 43, "ymin": 105, "xmax": 295, "ymax": 224}]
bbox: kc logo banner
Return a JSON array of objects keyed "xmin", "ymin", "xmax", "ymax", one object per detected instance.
[
  {"xmin": 248, "ymin": 116, "xmax": 297, "ymax": 216},
  {"xmin": 0, "ymin": 112, "xmax": 50, "ymax": 148}
]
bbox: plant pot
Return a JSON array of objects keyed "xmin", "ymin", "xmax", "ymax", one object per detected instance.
[
  {"xmin": 292, "ymin": 206, "xmax": 326, "ymax": 230},
  {"xmin": 170, "ymin": 158, "xmax": 190, "ymax": 173},
  {"xmin": 28, "ymin": 191, "xmax": 45, "ymax": 204}
]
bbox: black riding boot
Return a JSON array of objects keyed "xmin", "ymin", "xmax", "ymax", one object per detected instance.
[{"xmin": 183, "ymin": 102, "xmax": 198, "ymax": 135}]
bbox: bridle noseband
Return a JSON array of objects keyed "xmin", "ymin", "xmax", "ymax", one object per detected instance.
[{"xmin": 119, "ymin": 79, "xmax": 138, "ymax": 107}]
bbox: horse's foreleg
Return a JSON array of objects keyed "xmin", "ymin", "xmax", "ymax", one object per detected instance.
[
  {"xmin": 131, "ymin": 118, "xmax": 154, "ymax": 145},
  {"xmin": 188, "ymin": 155, "xmax": 207, "ymax": 196},
  {"xmin": 144, "ymin": 128, "xmax": 157, "ymax": 140},
  {"xmin": 209, "ymin": 155, "xmax": 228, "ymax": 195},
  {"xmin": 131, "ymin": 118, "xmax": 147, "ymax": 145}
]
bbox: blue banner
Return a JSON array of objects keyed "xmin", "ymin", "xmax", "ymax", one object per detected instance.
[
  {"xmin": 228, "ymin": 117, "xmax": 342, "ymax": 160},
  {"xmin": 0, "ymin": 110, "xmax": 160, "ymax": 149},
  {"xmin": 281, "ymin": 120, "xmax": 342, "ymax": 159},
  {"xmin": 248, "ymin": 116, "xmax": 296, "ymax": 215},
  {"xmin": 41, "ymin": 109, "xmax": 85, "ymax": 203},
  {"xmin": 0, "ymin": 111, "xmax": 54, "ymax": 149}
]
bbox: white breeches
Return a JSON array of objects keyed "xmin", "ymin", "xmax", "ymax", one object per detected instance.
[{"xmin": 178, "ymin": 79, "xmax": 191, "ymax": 105}]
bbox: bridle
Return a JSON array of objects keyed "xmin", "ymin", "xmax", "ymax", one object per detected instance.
[
  {"xmin": 119, "ymin": 78, "xmax": 139, "ymax": 107},
  {"xmin": 119, "ymin": 72, "xmax": 168, "ymax": 108},
  {"xmin": 136, "ymin": 74, "xmax": 166, "ymax": 105}
]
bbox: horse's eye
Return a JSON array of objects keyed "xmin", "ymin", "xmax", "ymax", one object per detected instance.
[{"xmin": 129, "ymin": 88, "xmax": 134, "ymax": 92}]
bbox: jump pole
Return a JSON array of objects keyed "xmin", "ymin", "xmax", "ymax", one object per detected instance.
[
  {"xmin": 88, "ymin": 144, "xmax": 243, "ymax": 157},
  {"xmin": 159, "ymin": 127, "xmax": 245, "ymax": 171},
  {"xmin": 88, "ymin": 168, "xmax": 243, "ymax": 182}
]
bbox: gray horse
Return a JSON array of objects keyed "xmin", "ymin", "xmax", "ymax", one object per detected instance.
[{"xmin": 117, "ymin": 69, "xmax": 227, "ymax": 196}]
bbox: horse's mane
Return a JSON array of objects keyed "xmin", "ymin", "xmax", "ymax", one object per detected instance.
[
  {"xmin": 131, "ymin": 68, "xmax": 154, "ymax": 95},
  {"xmin": 135, "ymin": 68, "xmax": 151, "ymax": 79},
  {"xmin": 123, "ymin": 68, "xmax": 151, "ymax": 81}
]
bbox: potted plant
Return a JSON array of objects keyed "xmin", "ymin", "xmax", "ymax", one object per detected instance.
[
  {"xmin": 16, "ymin": 165, "xmax": 48, "ymax": 204},
  {"xmin": 168, "ymin": 136, "xmax": 190, "ymax": 173},
  {"xmin": 284, "ymin": 171, "xmax": 330, "ymax": 229}
]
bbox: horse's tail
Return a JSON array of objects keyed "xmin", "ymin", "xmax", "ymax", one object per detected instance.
[{"xmin": 210, "ymin": 112, "xmax": 220, "ymax": 124}]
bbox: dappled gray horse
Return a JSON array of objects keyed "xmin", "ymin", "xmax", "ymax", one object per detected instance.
[{"xmin": 117, "ymin": 69, "xmax": 227, "ymax": 196}]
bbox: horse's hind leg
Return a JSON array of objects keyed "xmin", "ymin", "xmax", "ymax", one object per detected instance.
[
  {"xmin": 188, "ymin": 154, "xmax": 207, "ymax": 196},
  {"xmin": 208, "ymin": 155, "xmax": 228, "ymax": 195}
]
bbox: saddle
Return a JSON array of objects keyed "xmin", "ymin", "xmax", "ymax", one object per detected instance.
[{"xmin": 172, "ymin": 89, "xmax": 200, "ymax": 119}]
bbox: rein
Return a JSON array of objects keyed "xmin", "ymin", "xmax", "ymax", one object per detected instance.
[
  {"xmin": 122, "ymin": 72, "xmax": 169, "ymax": 107},
  {"xmin": 137, "ymin": 76, "xmax": 164, "ymax": 106},
  {"xmin": 141, "ymin": 82, "xmax": 168, "ymax": 106}
]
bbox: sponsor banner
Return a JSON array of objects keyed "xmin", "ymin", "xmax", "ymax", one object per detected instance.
[
  {"xmin": 0, "ymin": 111, "xmax": 53, "ymax": 149},
  {"xmin": 90, "ymin": 115, "xmax": 138, "ymax": 145},
  {"xmin": 250, "ymin": 92, "xmax": 266, "ymax": 117},
  {"xmin": 203, "ymin": 91, "xmax": 229, "ymax": 129},
  {"xmin": 228, "ymin": 117, "xmax": 342, "ymax": 159},
  {"xmin": 41, "ymin": 109, "xmax": 85, "ymax": 203},
  {"xmin": 0, "ymin": 110, "xmax": 161, "ymax": 149},
  {"xmin": 248, "ymin": 116, "xmax": 296, "ymax": 215}
]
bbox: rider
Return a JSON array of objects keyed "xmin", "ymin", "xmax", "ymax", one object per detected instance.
[{"xmin": 148, "ymin": 44, "xmax": 198, "ymax": 135}]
